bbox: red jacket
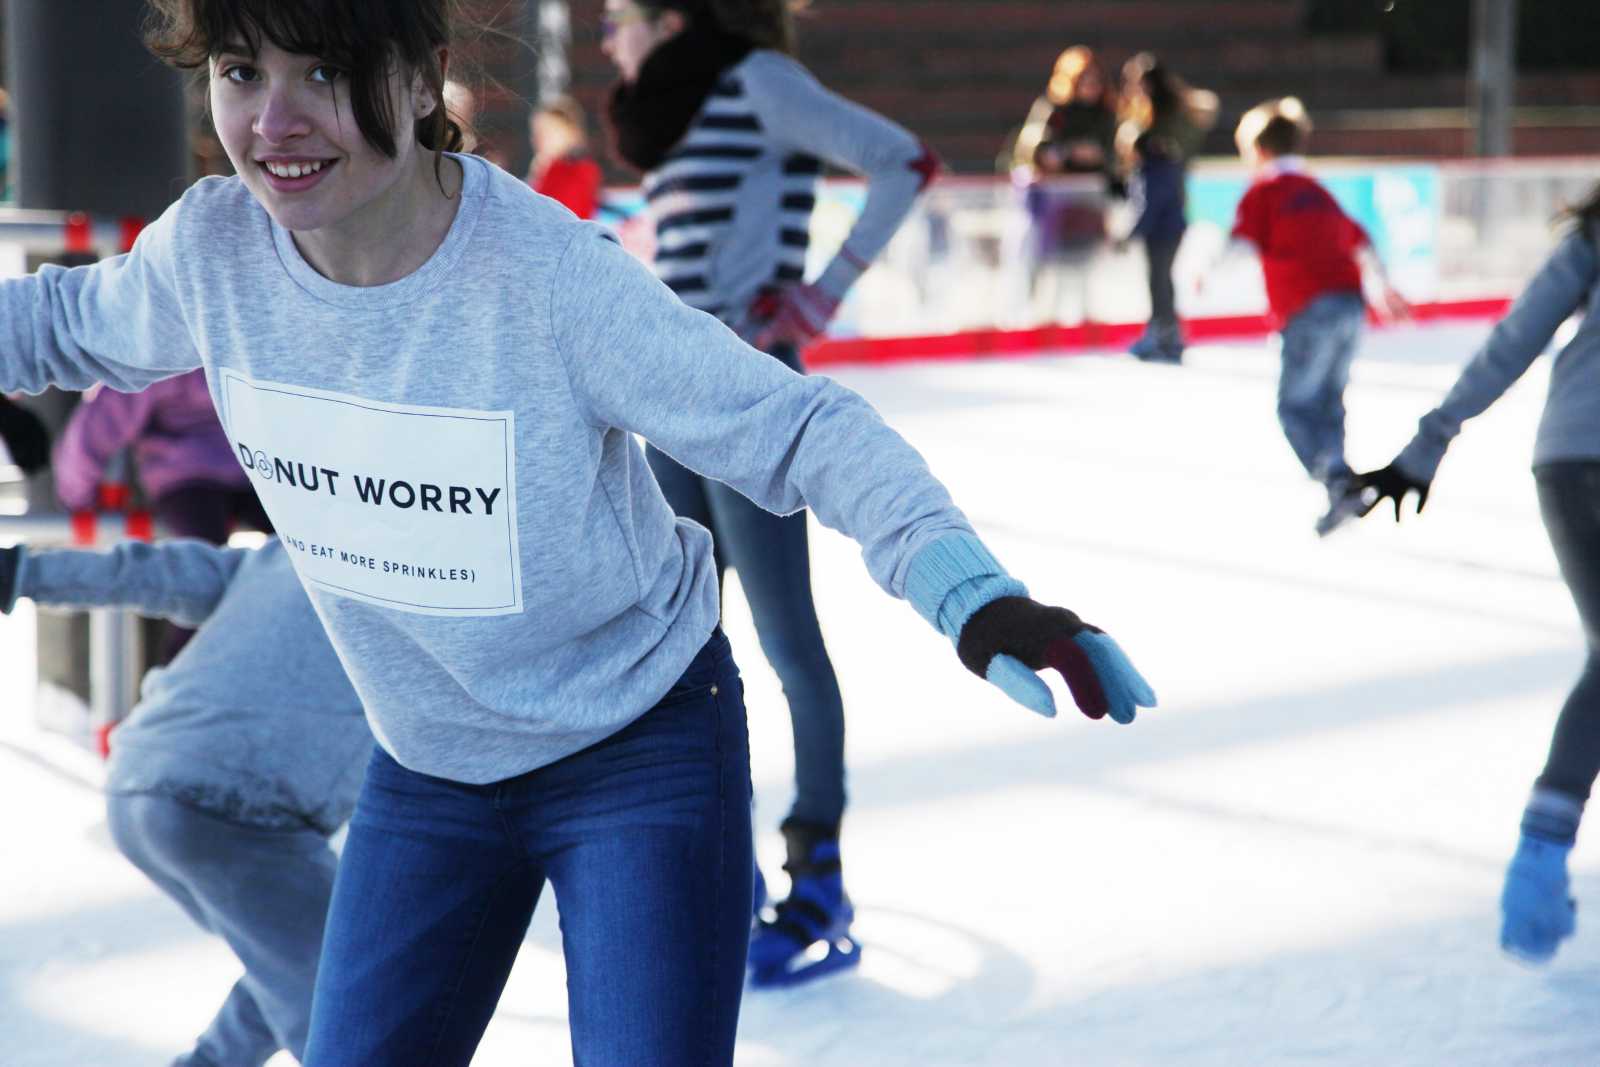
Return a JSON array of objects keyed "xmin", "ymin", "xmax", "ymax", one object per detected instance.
[
  {"xmin": 532, "ymin": 153, "xmax": 602, "ymax": 221},
  {"xmin": 1231, "ymin": 161, "xmax": 1369, "ymax": 325}
]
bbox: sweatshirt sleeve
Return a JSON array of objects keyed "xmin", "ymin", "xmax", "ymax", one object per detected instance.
[
  {"xmin": 740, "ymin": 51, "xmax": 935, "ymax": 302},
  {"xmin": 552, "ymin": 225, "xmax": 975, "ymax": 598},
  {"xmin": 1397, "ymin": 229, "xmax": 1597, "ymax": 481},
  {"xmin": 51, "ymin": 385, "xmax": 158, "ymax": 511},
  {"xmin": 11, "ymin": 539, "xmax": 251, "ymax": 625},
  {"xmin": 0, "ymin": 198, "xmax": 202, "ymax": 396},
  {"xmin": 1230, "ymin": 183, "xmax": 1264, "ymax": 247}
]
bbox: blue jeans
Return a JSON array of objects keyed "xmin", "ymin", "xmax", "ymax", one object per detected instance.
[
  {"xmin": 645, "ymin": 346, "xmax": 847, "ymax": 829},
  {"xmin": 301, "ymin": 631, "xmax": 752, "ymax": 1067},
  {"xmin": 1277, "ymin": 291, "xmax": 1365, "ymax": 487},
  {"xmin": 106, "ymin": 792, "xmax": 336, "ymax": 1067}
]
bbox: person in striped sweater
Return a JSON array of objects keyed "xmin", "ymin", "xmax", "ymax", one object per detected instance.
[{"xmin": 604, "ymin": 0, "xmax": 940, "ymax": 986}]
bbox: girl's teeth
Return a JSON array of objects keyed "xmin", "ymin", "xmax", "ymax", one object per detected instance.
[{"xmin": 267, "ymin": 161, "xmax": 324, "ymax": 179}]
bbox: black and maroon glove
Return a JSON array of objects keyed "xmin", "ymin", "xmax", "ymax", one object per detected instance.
[{"xmin": 956, "ymin": 596, "xmax": 1156, "ymax": 724}]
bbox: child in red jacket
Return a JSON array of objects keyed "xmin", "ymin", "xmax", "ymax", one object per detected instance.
[
  {"xmin": 1227, "ymin": 97, "xmax": 1409, "ymax": 536},
  {"xmin": 527, "ymin": 94, "xmax": 603, "ymax": 220}
]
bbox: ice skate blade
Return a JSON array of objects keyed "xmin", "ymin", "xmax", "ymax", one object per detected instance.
[{"xmin": 748, "ymin": 938, "xmax": 861, "ymax": 989}]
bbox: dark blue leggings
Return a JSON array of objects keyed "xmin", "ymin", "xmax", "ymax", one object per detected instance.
[
  {"xmin": 644, "ymin": 348, "xmax": 847, "ymax": 829},
  {"xmin": 1534, "ymin": 462, "xmax": 1600, "ymax": 803}
]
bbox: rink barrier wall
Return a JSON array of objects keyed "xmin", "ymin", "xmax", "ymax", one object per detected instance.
[{"xmin": 803, "ymin": 296, "xmax": 1514, "ymax": 368}]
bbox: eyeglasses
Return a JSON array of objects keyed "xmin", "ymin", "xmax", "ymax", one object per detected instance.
[{"xmin": 600, "ymin": 8, "xmax": 648, "ymax": 39}]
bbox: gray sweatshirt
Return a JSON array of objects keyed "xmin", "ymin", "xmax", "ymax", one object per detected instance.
[
  {"xmin": 0, "ymin": 155, "xmax": 999, "ymax": 783},
  {"xmin": 644, "ymin": 49, "xmax": 930, "ymax": 325},
  {"xmin": 1398, "ymin": 223, "xmax": 1600, "ymax": 480},
  {"xmin": 12, "ymin": 538, "xmax": 370, "ymax": 834}
]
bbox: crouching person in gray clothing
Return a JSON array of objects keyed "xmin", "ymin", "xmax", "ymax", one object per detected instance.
[{"xmin": 0, "ymin": 537, "xmax": 371, "ymax": 1067}]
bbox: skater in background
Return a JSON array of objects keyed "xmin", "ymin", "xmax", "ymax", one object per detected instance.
[
  {"xmin": 0, "ymin": 0, "xmax": 1154, "ymax": 1060},
  {"xmin": 1202, "ymin": 96, "xmax": 1409, "ymax": 537},
  {"xmin": 1121, "ymin": 126, "xmax": 1187, "ymax": 364},
  {"xmin": 0, "ymin": 537, "xmax": 372, "ymax": 1066},
  {"xmin": 604, "ymin": 0, "xmax": 942, "ymax": 986},
  {"xmin": 1356, "ymin": 182, "xmax": 1600, "ymax": 964},
  {"xmin": 1006, "ymin": 45, "xmax": 1117, "ymax": 326},
  {"xmin": 1009, "ymin": 45, "xmax": 1119, "ymax": 189},
  {"xmin": 1115, "ymin": 54, "xmax": 1213, "ymax": 362},
  {"xmin": 52, "ymin": 368, "xmax": 271, "ymax": 660},
  {"xmin": 527, "ymin": 93, "xmax": 602, "ymax": 219}
]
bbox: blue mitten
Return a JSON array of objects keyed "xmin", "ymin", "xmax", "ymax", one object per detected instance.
[
  {"xmin": 958, "ymin": 597, "xmax": 1156, "ymax": 723},
  {"xmin": 1500, "ymin": 833, "xmax": 1576, "ymax": 964},
  {"xmin": 904, "ymin": 534, "xmax": 1156, "ymax": 723}
]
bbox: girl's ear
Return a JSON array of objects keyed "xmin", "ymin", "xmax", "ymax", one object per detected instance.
[
  {"xmin": 414, "ymin": 49, "xmax": 450, "ymax": 118},
  {"xmin": 414, "ymin": 76, "xmax": 438, "ymax": 118}
]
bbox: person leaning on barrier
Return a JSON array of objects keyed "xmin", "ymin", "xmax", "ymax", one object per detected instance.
[
  {"xmin": 0, "ymin": 535, "xmax": 372, "ymax": 1067},
  {"xmin": 52, "ymin": 368, "xmax": 272, "ymax": 663}
]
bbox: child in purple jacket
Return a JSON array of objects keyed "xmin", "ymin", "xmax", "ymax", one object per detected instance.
[{"xmin": 53, "ymin": 368, "xmax": 270, "ymax": 657}]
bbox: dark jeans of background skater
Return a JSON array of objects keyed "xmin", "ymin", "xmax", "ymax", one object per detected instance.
[
  {"xmin": 1534, "ymin": 461, "xmax": 1600, "ymax": 803},
  {"xmin": 645, "ymin": 342, "xmax": 848, "ymax": 828}
]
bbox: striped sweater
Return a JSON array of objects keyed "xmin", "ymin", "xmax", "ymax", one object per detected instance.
[{"xmin": 643, "ymin": 49, "xmax": 936, "ymax": 332}]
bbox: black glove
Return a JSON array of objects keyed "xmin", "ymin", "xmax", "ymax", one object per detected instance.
[
  {"xmin": 955, "ymin": 596, "xmax": 1156, "ymax": 724},
  {"xmin": 1354, "ymin": 462, "xmax": 1430, "ymax": 522},
  {"xmin": 0, "ymin": 544, "xmax": 19, "ymax": 614},
  {"xmin": 0, "ymin": 396, "xmax": 51, "ymax": 475}
]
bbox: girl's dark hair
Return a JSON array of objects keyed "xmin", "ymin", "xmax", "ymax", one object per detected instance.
[
  {"xmin": 640, "ymin": 0, "xmax": 809, "ymax": 54},
  {"xmin": 145, "ymin": 0, "xmax": 464, "ymax": 161}
]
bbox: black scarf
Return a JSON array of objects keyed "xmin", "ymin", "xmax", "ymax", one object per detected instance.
[{"xmin": 606, "ymin": 25, "xmax": 753, "ymax": 174}]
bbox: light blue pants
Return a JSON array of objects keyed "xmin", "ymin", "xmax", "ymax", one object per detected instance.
[
  {"xmin": 1277, "ymin": 291, "xmax": 1366, "ymax": 487},
  {"xmin": 106, "ymin": 791, "xmax": 336, "ymax": 1067}
]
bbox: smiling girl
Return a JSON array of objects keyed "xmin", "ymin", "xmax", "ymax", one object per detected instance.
[{"xmin": 0, "ymin": 1, "xmax": 1153, "ymax": 1063}]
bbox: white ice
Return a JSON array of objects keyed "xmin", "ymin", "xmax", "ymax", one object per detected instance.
[{"xmin": 2, "ymin": 320, "xmax": 1596, "ymax": 1066}]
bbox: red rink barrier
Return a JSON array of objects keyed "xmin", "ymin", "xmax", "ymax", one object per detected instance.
[{"xmin": 806, "ymin": 297, "xmax": 1514, "ymax": 369}]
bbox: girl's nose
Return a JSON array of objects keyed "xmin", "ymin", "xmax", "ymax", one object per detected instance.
[{"xmin": 254, "ymin": 85, "xmax": 313, "ymax": 145}]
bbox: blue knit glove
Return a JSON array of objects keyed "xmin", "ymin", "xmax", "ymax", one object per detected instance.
[
  {"xmin": 956, "ymin": 597, "xmax": 1156, "ymax": 723},
  {"xmin": 905, "ymin": 534, "xmax": 1156, "ymax": 723},
  {"xmin": 1500, "ymin": 833, "xmax": 1576, "ymax": 964}
]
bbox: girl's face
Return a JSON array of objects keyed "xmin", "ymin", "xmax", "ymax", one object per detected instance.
[
  {"xmin": 209, "ymin": 37, "xmax": 434, "ymax": 234},
  {"xmin": 601, "ymin": 1, "xmax": 682, "ymax": 83}
]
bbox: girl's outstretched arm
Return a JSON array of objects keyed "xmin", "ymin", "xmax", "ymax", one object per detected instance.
[
  {"xmin": 553, "ymin": 227, "xmax": 1155, "ymax": 722},
  {"xmin": 0, "ymin": 199, "xmax": 202, "ymax": 396},
  {"xmin": 1358, "ymin": 226, "xmax": 1599, "ymax": 522}
]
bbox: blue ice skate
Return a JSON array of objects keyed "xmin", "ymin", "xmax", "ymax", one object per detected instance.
[
  {"xmin": 1128, "ymin": 326, "xmax": 1183, "ymax": 365},
  {"xmin": 1500, "ymin": 833, "xmax": 1577, "ymax": 964},
  {"xmin": 748, "ymin": 819, "xmax": 861, "ymax": 988}
]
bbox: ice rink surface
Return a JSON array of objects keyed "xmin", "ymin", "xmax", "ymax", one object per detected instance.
[{"xmin": 3, "ymin": 320, "xmax": 1597, "ymax": 1066}]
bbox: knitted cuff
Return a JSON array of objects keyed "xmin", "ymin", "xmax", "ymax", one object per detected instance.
[
  {"xmin": 1521, "ymin": 786, "xmax": 1584, "ymax": 847},
  {"xmin": 904, "ymin": 533, "xmax": 1028, "ymax": 640},
  {"xmin": 1394, "ymin": 428, "xmax": 1448, "ymax": 485}
]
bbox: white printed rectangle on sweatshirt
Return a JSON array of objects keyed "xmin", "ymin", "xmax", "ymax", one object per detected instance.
[{"xmin": 220, "ymin": 370, "xmax": 522, "ymax": 616}]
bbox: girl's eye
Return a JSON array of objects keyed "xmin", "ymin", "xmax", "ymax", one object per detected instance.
[
  {"xmin": 309, "ymin": 65, "xmax": 344, "ymax": 84},
  {"xmin": 221, "ymin": 64, "xmax": 259, "ymax": 84}
]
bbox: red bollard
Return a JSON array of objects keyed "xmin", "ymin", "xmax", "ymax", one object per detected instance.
[{"xmin": 64, "ymin": 212, "xmax": 92, "ymax": 254}]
